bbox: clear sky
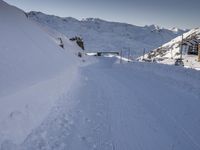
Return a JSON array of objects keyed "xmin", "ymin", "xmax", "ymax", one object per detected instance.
[{"xmin": 3, "ymin": 0, "xmax": 200, "ymax": 29}]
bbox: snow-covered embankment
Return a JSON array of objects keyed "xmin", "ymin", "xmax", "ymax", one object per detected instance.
[{"xmin": 0, "ymin": 0, "xmax": 79, "ymax": 146}]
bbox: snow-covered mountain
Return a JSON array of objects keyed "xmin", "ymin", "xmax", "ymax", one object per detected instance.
[
  {"xmin": 168, "ymin": 27, "xmax": 188, "ymax": 34},
  {"xmin": 27, "ymin": 11, "xmax": 186, "ymax": 56},
  {"xmin": 141, "ymin": 27, "xmax": 200, "ymax": 70},
  {"xmin": 0, "ymin": 0, "xmax": 80, "ymax": 147},
  {"xmin": 1, "ymin": 1, "xmax": 200, "ymax": 150}
]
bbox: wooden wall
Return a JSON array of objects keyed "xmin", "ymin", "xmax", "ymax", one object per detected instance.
[{"xmin": 198, "ymin": 44, "xmax": 200, "ymax": 62}]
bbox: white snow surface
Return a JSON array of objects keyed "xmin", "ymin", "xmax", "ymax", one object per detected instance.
[
  {"xmin": 15, "ymin": 58, "xmax": 200, "ymax": 150},
  {"xmin": 0, "ymin": 0, "xmax": 80, "ymax": 146},
  {"xmin": 1, "ymin": 1, "xmax": 200, "ymax": 150},
  {"xmin": 27, "ymin": 11, "xmax": 186, "ymax": 56}
]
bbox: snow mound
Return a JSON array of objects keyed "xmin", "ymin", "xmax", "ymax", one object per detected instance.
[{"xmin": 0, "ymin": 0, "xmax": 79, "ymax": 146}]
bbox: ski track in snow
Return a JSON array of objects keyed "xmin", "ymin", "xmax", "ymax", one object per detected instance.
[{"xmin": 13, "ymin": 58, "xmax": 200, "ymax": 150}]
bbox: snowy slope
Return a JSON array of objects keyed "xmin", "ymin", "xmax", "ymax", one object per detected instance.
[
  {"xmin": 140, "ymin": 27, "xmax": 200, "ymax": 70},
  {"xmin": 0, "ymin": 0, "xmax": 80, "ymax": 146},
  {"xmin": 15, "ymin": 57, "xmax": 200, "ymax": 150},
  {"xmin": 1, "ymin": 1, "xmax": 200, "ymax": 150},
  {"xmin": 27, "ymin": 11, "xmax": 186, "ymax": 56}
]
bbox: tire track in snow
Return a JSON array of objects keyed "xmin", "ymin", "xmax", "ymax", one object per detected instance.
[
  {"xmin": 18, "ymin": 59, "xmax": 200, "ymax": 150},
  {"xmin": 108, "ymin": 64, "xmax": 200, "ymax": 150}
]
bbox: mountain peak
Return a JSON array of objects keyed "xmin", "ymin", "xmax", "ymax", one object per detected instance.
[
  {"xmin": 145, "ymin": 24, "xmax": 163, "ymax": 30},
  {"xmin": 81, "ymin": 18, "xmax": 103, "ymax": 22}
]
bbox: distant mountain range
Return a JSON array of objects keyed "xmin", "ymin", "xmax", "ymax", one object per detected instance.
[{"xmin": 28, "ymin": 11, "xmax": 187, "ymax": 55}]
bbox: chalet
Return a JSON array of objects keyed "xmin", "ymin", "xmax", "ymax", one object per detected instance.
[
  {"xmin": 182, "ymin": 38, "xmax": 200, "ymax": 56},
  {"xmin": 198, "ymin": 44, "xmax": 200, "ymax": 62}
]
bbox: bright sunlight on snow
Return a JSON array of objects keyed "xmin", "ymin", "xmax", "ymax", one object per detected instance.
[{"xmin": 0, "ymin": 0, "xmax": 200, "ymax": 150}]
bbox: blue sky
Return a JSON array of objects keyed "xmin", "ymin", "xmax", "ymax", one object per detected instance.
[{"xmin": 4, "ymin": 0, "xmax": 200, "ymax": 29}]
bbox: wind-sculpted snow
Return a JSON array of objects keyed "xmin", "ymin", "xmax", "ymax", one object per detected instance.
[{"xmin": 0, "ymin": 0, "xmax": 79, "ymax": 147}]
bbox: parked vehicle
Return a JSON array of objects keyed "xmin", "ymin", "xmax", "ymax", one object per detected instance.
[{"xmin": 175, "ymin": 58, "xmax": 184, "ymax": 66}]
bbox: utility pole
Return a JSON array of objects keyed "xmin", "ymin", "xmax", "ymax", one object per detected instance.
[
  {"xmin": 180, "ymin": 34, "xmax": 184, "ymax": 60},
  {"xmin": 120, "ymin": 50, "xmax": 122, "ymax": 64},
  {"xmin": 128, "ymin": 48, "xmax": 131, "ymax": 62},
  {"xmin": 142, "ymin": 48, "xmax": 146, "ymax": 60},
  {"xmin": 171, "ymin": 48, "xmax": 173, "ymax": 59}
]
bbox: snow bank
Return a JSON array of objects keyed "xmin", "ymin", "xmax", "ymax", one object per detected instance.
[{"xmin": 0, "ymin": 0, "xmax": 78, "ymax": 146}]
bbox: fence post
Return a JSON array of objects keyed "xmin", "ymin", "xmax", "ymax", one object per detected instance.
[{"xmin": 120, "ymin": 50, "xmax": 122, "ymax": 64}]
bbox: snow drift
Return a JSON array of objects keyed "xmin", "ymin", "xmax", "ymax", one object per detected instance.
[{"xmin": 0, "ymin": 0, "xmax": 79, "ymax": 146}]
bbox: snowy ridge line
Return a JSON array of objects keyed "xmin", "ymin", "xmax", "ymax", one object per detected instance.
[
  {"xmin": 28, "ymin": 17, "xmax": 67, "ymax": 42},
  {"xmin": 27, "ymin": 11, "xmax": 186, "ymax": 55},
  {"xmin": 28, "ymin": 17, "xmax": 83, "ymax": 56}
]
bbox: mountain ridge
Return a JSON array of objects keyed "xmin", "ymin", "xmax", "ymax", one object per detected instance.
[
  {"xmin": 28, "ymin": 11, "xmax": 187, "ymax": 55},
  {"xmin": 28, "ymin": 11, "xmax": 187, "ymax": 32}
]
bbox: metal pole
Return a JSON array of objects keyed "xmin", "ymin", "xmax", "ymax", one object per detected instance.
[
  {"xmin": 180, "ymin": 34, "xmax": 183, "ymax": 60},
  {"xmin": 128, "ymin": 48, "xmax": 130, "ymax": 62},
  {"xmin": 143, "ymin": 48, "xmax": 146, "ymax": 60},
  {"xmin": 171, "ymin": 48, "xmax": 173, "ymax": 59},
  {"xmin": 120, "ymin": 50, "xmax": 122, "ymax": 64}
]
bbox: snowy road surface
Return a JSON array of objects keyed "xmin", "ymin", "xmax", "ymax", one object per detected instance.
[{"xmin": 18, "ymin": 58, "xmax": 200, "ymax": 150}]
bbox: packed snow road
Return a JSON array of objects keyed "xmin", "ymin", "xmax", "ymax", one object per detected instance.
[{"xmin": 19, "ymin": 58, "xmax": 200, "ymax": 150}]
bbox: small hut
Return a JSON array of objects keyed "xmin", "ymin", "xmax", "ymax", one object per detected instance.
[{"xmin": 182, "ymin": 38, "xmax": 200, "ymax": 55}]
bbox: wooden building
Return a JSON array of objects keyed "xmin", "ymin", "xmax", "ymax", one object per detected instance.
[
  {"xmin": 182, "ymin": 38, "xmax": 200, "ymax": 55},
  {"xmin": 198, "ymin": 44, "xmax": 200, "ymax": 62}
]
